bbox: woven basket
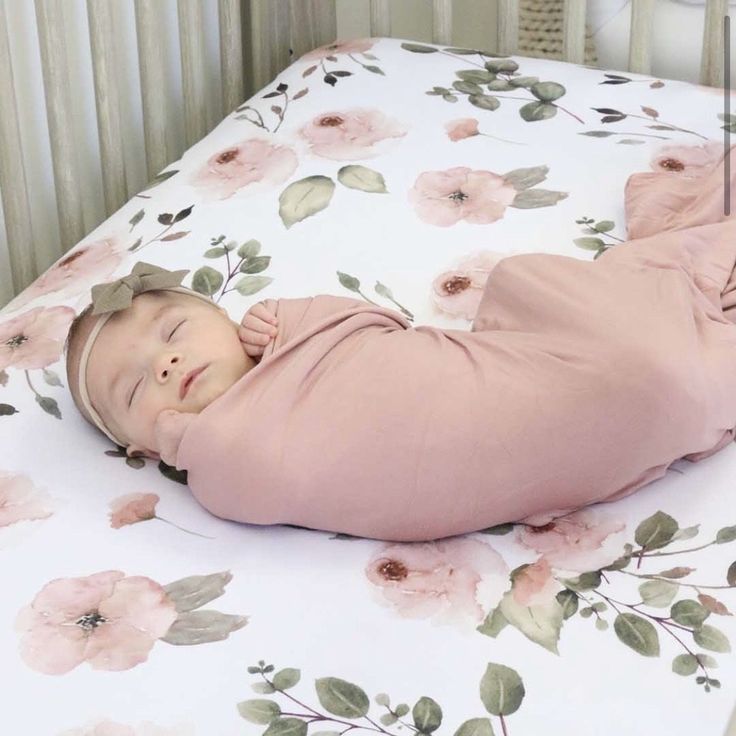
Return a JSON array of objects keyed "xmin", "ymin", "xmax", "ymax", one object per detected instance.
[{"xmin": 517, "ymin": 0, "xmax": 599, "ymax": 65}]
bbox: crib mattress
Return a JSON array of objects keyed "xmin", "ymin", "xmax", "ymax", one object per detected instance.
[{"xmin": 1, "ymin": 36, "xmax": 735, "ymax": 735}]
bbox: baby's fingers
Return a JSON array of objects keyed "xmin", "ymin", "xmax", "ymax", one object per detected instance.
[{"xmin": 249, "ymin": 301, "xmax": 279, "ymax": 325}]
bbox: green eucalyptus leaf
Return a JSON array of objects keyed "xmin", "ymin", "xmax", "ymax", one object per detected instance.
[{"xmin": 279, "ymin": 176, "xmax": 335, "ymax": 228}]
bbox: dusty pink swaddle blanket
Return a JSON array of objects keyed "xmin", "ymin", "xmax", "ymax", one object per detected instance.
[{"xmin": 159, "ymin": 145, "xmax": 736, "ymax": 541}]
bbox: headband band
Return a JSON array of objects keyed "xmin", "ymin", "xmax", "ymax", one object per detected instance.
[{"xmin": 76, "ymin": 262, "xmax": 215, "ymax": 447}]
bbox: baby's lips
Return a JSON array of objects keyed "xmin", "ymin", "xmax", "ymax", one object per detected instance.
[{"xmin": 153, "ymin": 409, "xmax": 196, "ymax": 468}]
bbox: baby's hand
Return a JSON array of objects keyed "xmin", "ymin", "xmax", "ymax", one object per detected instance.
[{"xmin": 239, "ymin": 300, "xmax": 279, "ymax": 358}]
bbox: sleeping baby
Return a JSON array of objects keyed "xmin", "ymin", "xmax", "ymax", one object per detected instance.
[{"xmin": 64, "ymin": 150, "xmax": 736, "ymax": 541}]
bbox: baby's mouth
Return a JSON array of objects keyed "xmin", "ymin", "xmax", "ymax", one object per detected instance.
[{"xmin": 179, "ymin": 365, "xmax": 207, "ymax": 400}]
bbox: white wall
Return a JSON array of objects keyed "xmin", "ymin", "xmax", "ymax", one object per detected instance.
[{"xmin": 0, "ymin": 0, "xmax": 730, "ymax": 309}]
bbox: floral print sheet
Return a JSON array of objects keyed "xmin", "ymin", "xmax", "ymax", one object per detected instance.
[{"xmin": 1, "ymin": 36, "xmax": 735, "ymax": 736}]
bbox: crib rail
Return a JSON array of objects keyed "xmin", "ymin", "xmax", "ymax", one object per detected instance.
[{"xmin": 0, "ymin": 0, "xmax": 729, "ymax": 308}]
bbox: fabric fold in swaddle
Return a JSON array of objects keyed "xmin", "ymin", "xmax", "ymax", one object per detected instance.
[{"xmin": 166, "ymin": 145, "xmax": 736, "ymax": 541}]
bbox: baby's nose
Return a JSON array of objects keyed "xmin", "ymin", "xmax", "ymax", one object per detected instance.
[{"xmin": 157, "ymin": 354, "xmax": 180, "ymax": 382}]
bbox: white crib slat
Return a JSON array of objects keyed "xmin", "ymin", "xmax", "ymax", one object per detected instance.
[
  {"xmin": 701, "ymin": 0, "xmax": 727, "ymax": 87},
  {"xmin": 289, "ymin": 0, "xmax": 337, "ymax": 58},
  {"xmin": 247, "ymin": 0, "xmax": 290, "ymax": 94},
  {"xmin": 218, "ymin": 0, "xmax": 245, "ymax": 115},
  {"xmin": 87, "ymin": 0, "xmax": 128, "ymax": 214},
  {"xmin": 34, "ymin": 0, "xmax": 85, "ymax": 255},
  {"xmin": 134, "ymin": 0, "xmax": 171, "ymax": 182},
  {"xmin": 432, "ymin": 0, "xmax": 452, "ymax": 45},
  {"xmin": 497, "ymin": 0, "xmax": 519, "ymax": 55},
  {"xmin": 628, "ymin": 0, "xmax": 655, "ymax": 74},
  {"xmin": 178, "ymin": 0, "xmax": 208, "ymax": 148},
  {"xmin": 0, "ymin": 0, "xmax": 37, "ymax": 295},
  {"xmin": 561, "ymin": 0, "xmax": 586, "ymax": 64},
  {"xmin": 370, "ymin": 0, "xmax": 391, "ymax": 37}
]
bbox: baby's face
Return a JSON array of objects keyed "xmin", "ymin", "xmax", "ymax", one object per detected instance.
[{"xmin": 85, "ymin": 291, "xmax": 253, "ymax": 457}]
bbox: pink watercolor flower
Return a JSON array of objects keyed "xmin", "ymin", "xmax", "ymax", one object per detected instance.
[
  {"xmin": 510, "ymin": 556, "xmax": 560, "ymax": 607},
  {"xmin": 4, "ymin": 239, "xmax": 124, "ymax": 313},
  {"xmin": 109, "ymin": 493, "xmax": 159, "ymax": 528},
  {"xmin": 446, "ymin": 118, "xmax": 480, "ymax": 142},
  {"xmin": 300, "ymin": 38, "xmax": 376, "ymax": 62},
  {"xmin": 515, "ymin": 508, "xmax": 627, "ymax": 573},
  {"xmin": 58, "ymin": 720, "xmax": 194, "ymax": 736},
  {"xmin": 431, "ymin": 250, "xmax": 510, "ymax": 320},
  {"xmin": 190, "ymin": 139, "xmax": 298, "ymax": 200},
  {"xmin": 15, "ymin": 570, "xmax": 178, "ymax": 674},
  {"xmin": 0, "ymin": 472, "xmax": 53, "ymax": 527},
  {"xmin": 299, "ymin": 109, "xmax": 407, "ymax": 160},
  {"xmin": 0, "ymin": 306, "xmax": 75, "ymax": 371},
  {"xmin": 650, "ymin": 141, "xmax": 725, "ymax": 177},
  {"xmin": 409, "ymin": 167, "xmax": 517, "ymax": 227},
  {"xmin": 365, "ymin": 537, "xmax": 509, "ymax": 629}
]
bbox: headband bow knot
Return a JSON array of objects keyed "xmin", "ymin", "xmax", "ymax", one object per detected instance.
[{"xmin": 90, "ymin": 261, "xmax": 189, "ymax": 316}]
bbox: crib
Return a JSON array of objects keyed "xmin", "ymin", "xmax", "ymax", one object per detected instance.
[{"xmin": 1, "ymin": 1, "xmax": 736, "ymax": 734}]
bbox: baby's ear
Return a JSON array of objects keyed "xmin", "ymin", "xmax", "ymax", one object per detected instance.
[{"xmin": 126, "ymin": 444, "xmax": 160, "ymax": 461}]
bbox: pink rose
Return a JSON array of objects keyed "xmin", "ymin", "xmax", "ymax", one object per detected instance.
[
  {"xmin": 300, "ymin": 38, "xmax": 376, "ymax": 62},
  {"xmin": 190, "ymin": 139, "xmax": 298, "ymax": 200},
  {"xmin": 365, "ymin": 537, "xmax": 509, "ymax": 628},
  {"xmin": 0, "ymin": 472, "xmax": 53, "ymax": 527},
  {"xmin": 431, "ymin": 250, "xmax": 509, "ymax": 319},
  {"xmin": 446, "ymin": 118, "xmax": 480, "ymax": 142},
  {"xmin": 516, "ymin": 508, "xmax": 627, "ymax": 573},
  {"xmin": 109, "ymin": 493, "xmax": 159, "ymax": 528},
  {"xmin": 15, "ymin": 570, "xmax": 178, "ymax": 674},
  {"xmin": 4, "ymin": 239, "xmax": 124, "ymax": 313},
  {"xmin": 510, "ymin": 557, "xmax": 559, "ymax": 607},
  {"xmin": 0, "ymin": 305, "xmax": 75, "ymax": 370},
  {"xmin": 299, "ymin": 109, "xmax": 407, "ymax": 160},
  {"xmin": 409, "ymin": 167, "xmax": 517, "ymax": 227},
  {"xmin": 650, "ymin": 141, "xmax": 725, "ymax": 177}
]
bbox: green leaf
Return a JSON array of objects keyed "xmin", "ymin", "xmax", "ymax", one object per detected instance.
[
  {"xmin": 160, "ymin": 609, "xmax": 247, "ymax": 644},
  {"xmin": 0, "ymin": 403, "xmax": 18, "ymax": 416},
  {"xmin": 476, "ymin": 604, "xmax": 509, "ymax": 637},
  {"xmin": 487, "ymin": 79, "xmax": 511, "ymax": 91},
  {"xmin": 728, "ymin": 561, "xmax": 736, "ymax": 586},
  {"xmin": 579, "ymin": 130, "xmax": 615, "ymax": 138},
  {"xmin": 639, "ymin": 579, "xmax": 678, "ymax": 608},
  {"xmin": 163, "ymin": 571, "xmax": 233, "ymax": 613},
  {"xmin": 716, "ymin": 526, "xmax": 736, "ymax": 543},
  {"xmin": 364, "ymin": 65, "xmax": 385, "ymax": 75},
  {"xmin": 234, "ymin": 275, "xmax": 273, "ymax": 296},
  {"xmin": 635, "ymin": 510, "xmax": 679, "ymax": 550},
  {"xmin": 556, "ymin": 590, "xmax": 579, "ymax": 620},
  {"xmin": 456, "ymin": 69, "xmax": 494, "ymax": 83},
  {"xmin": 191, "ymin": 266, "xmax": 223, "ymax": 296},
  {"xmin": 158, "ymin": 460, "xmax": 187, "ymax": 484},
  {"xmin": 594, "ymin": 220, "xmax": 615, "ymax": 232},
  {"xmin": 337, "ymin": 165, "xmax": 388, "ymax": 193},
  {"xmin": 481, "ymin": 522, "xmax": 515, "ymax": 535},
  {"xmin": 595, "ymin": 618, "xmax": 609, "ymax": 631},
  {"xmin": 453, "ymin": 718, "xmax": 495, "ymax": 736},
  {"xmin": 562, "ymin": 571, "xmax": 602, "ymax": 592},
  {"xmin": 502, "ymin": 165, "xmax": 548, "ymax": 190},
  {"xmin": 693, "ymin": 624, "xmax": 731, "ymax": 653},
  {"xmin": 337, "ymin": 271, "xmax": 361, "ymax": 292},
  {"xmin": 36, "ymin": 395, "xmax": 61, "ymax": 419},
  {"xmin": 272, "ymin": 668, "xmax": 301, "ymax": 690},
  {"xmin": 42, "ymin": 368, "xmax": 63, "ymax": 387},
  {"xmin": 443, "ymin": 47, "xmax": 481, "ymax": 55},
  {"xmin": 613, "ymin": 613, "xmax": 660, "ymax": 656},
  {"xmin": 672, "ymin": 653, "xmax": 699, "ymax": 676},
  {"xmin": 469, "ymin": 94, "xmax": 499, "ymax": 111},
  {"xmin": 263, "ymin": 717, "xmax": 308, "ymax": 736},
  {"xmin": 519, "ymin": 101, "xmax": 557, "ymax": 121},
  {"xmin": 239, "ymin": 256, "xmax": 271, "ymax": 274},
  {"xmin": 315, "ymin": 677, "xmax": 370, "ymax": 718},
  {"xmin": 574, "ymin": 237, "xmax": 606, "ymax": 251},
  {"xmin": 671, "ymin": 600, "xmax": 710, "ymax": 628},
  {"xmin": 412, "ymin": 696, "xmax": 442, "ymax": 733},
  {"xmin": 530, "ymin": 81, "xmax": 566, "ymax": 101},
  {"xmin": 129, "ymin": 209, "xmax": 145, "ymax": 228},
  {"xmin": 479, "ymin": 662, "xmax": 525, "ymax": 716},
  {"xmin": 401, "ymin": 42, "xmax": 438, "ymax": 53},
  {"xmin": 204, "ymin": 247, "xmax": 227, "ymax": 258},
  {"xmin": 238, "ymin": 239, "xmax": 262, "ymax": 258},
  {"xmin": 442, "ymin": 94, "xmax": 458, "ymax": 103},
  {"xmin": 512, "ymin": 189, "xmax": 568, "ymax": 208},
  {"xmin": 484, "ymin": 59, "xmax": 519, "ymax": 73},
  {"xmin": 279, "ymin": 176, "xmax": 335, "ymax": 228},
  {"xmin": 237, "ymin": 699, "xmax": 281, "ymax": 724},
  {"xmin": 508, "ymin": 76, "xmax": 539, "ymax": 88},
  {"xmin": 453, "ymin": 80, "xmax": 483, "ymax": 94}
]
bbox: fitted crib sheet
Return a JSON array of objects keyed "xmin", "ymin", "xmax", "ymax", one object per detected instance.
[{"xmin": 1, "ymin": 36, "xmax": 735, "ymax": 735}]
